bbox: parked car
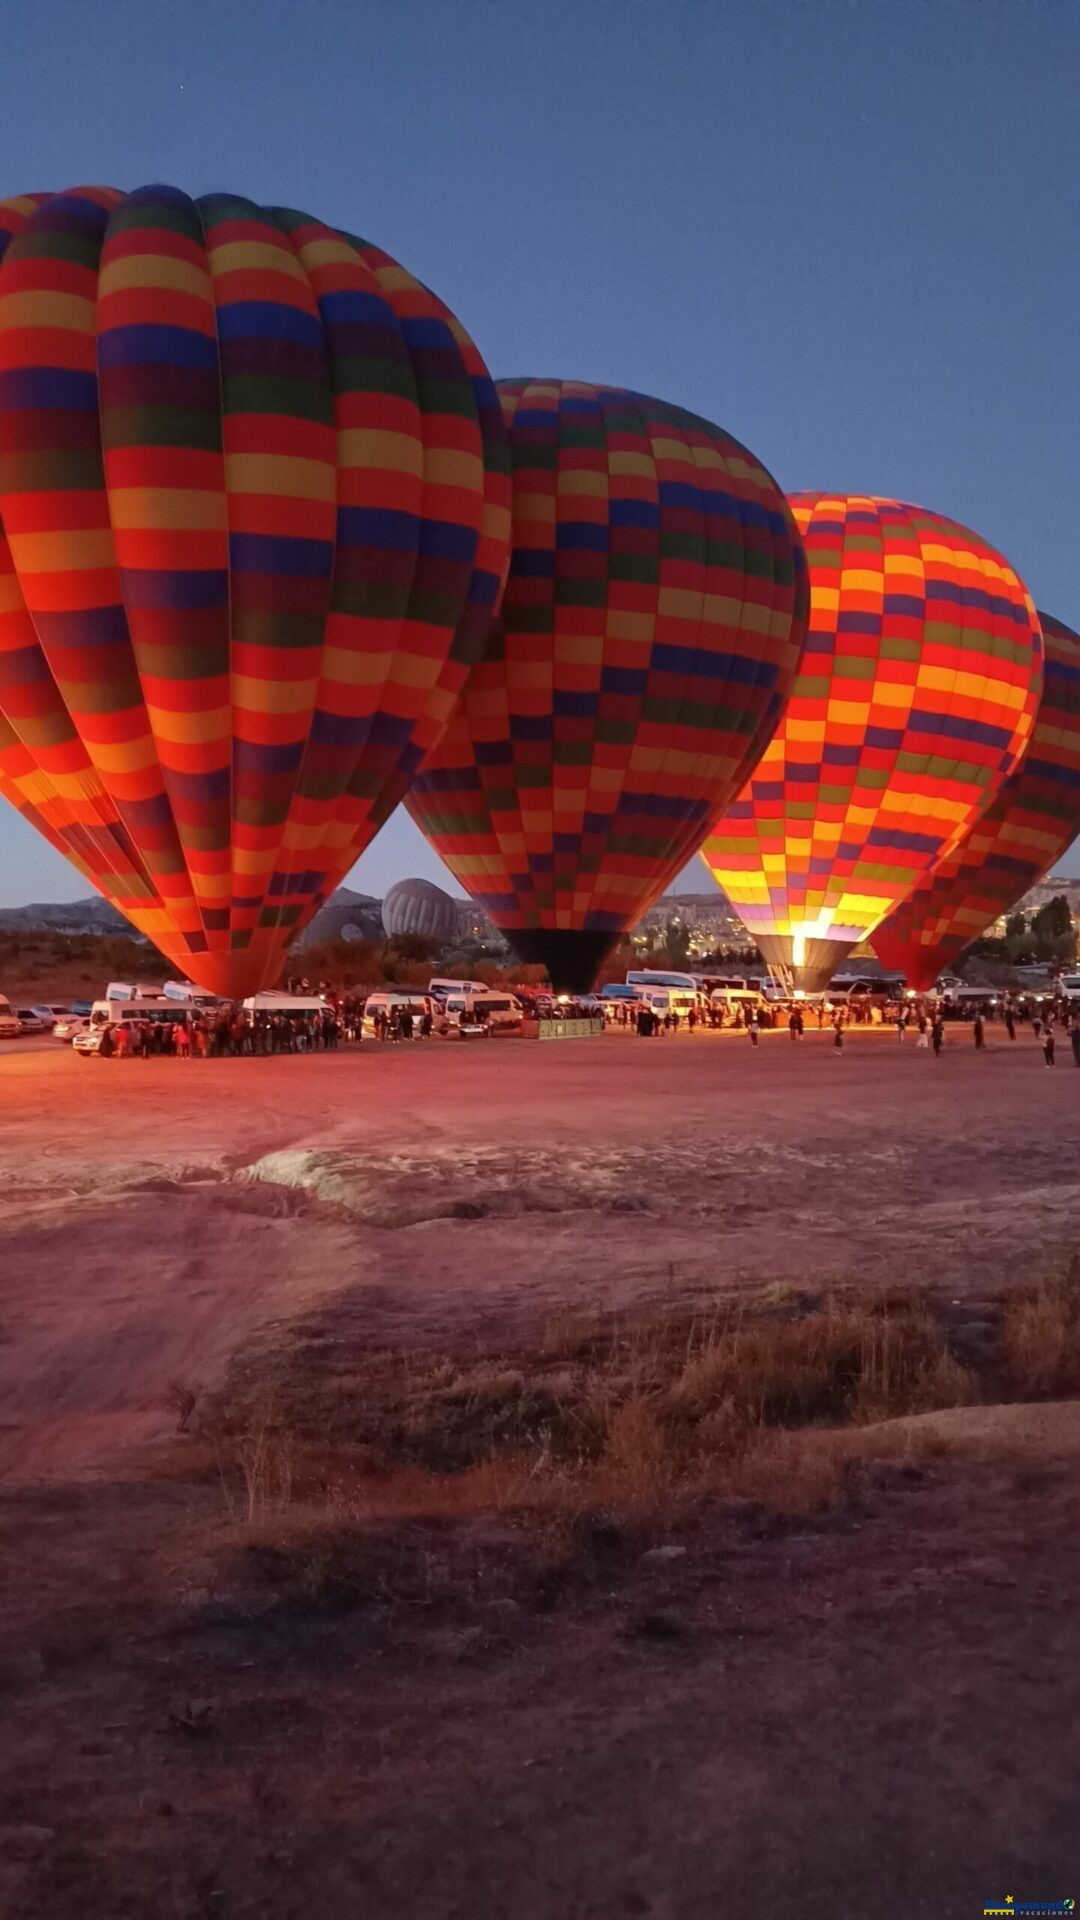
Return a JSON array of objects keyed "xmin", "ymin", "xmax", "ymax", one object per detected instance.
[
  {"xmin": 72, "ymin": 1026, "xmax": 103, "ymax": 1056},
  {"xmin": 14, "ymin": 1008, "xmax": 52, "ymax": 1034},
  {"xmin": 31, "ymin": 1005, "xmax": 62, "ymax": 1028},
  {"xmin": 53, "ymin": 1013, "xmax": 91, "ymax": 1043}
]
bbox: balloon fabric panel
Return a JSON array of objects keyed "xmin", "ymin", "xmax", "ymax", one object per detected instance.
[
  {"xmin": 872, "ymin": 610, "xmax": 1080, "ymax": 986},
  {"xmin": 700, "ymin": 495, "xmax": 1043, "ymax": 973},
  {"xmin": 0, "ymin": 184, "xmax": 510, "ymax": 997},
  {"xmin": 407, "ymin": 378, "xmax": 808, "ymax": 967}
]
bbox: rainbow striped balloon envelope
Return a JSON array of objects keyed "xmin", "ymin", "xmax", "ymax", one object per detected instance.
[
  {"xmin": 872, "ymin": 610, "xmax": 1080, "ymax": 988},
  {"xmin": 700, "ymin": 495, "xmax": 1044, "ymax": 990},
  {"xmin": 407, "ymin": 379, "xmax": 809, "ymax": 990},
  {"xmin": 0, "ymin": 184, "xmax": 510, "ymax": 998}
]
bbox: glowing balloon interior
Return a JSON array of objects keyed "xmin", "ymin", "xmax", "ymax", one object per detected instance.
[
  {"xmin": 700, "ymin": 495, "xmax": 1044, "ymax": 990},
  {"xmin": 872, "ymin": 610, "xmax": 1080, "ymax": 987}
]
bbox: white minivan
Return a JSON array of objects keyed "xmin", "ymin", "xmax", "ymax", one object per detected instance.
[
  {"xmin": 433, "ymin": 989, "xmax": 523, "ymax": 1035},
  {"xmin": 362, "ymin": 989, "xmax": 432, "ymax": 1038}
]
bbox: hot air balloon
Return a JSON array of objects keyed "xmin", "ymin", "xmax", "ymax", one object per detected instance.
[
  {"xmin": 381, "ymin": 875, "xmax": 462, "ymax": 944},
  {"xmin": 0, "ymin": 184, "xmax": 510, "ymax": 998},
  {"xmin": 406, "ymin": 379, "xmax": 809, "ymax": 990},
  {"xmin": 700, "ymin": 495, "xmax": 1044, "ymax": 990},
  {"xmin": 871, "ymin": 610, "xmax": 1080, "ymax": 987}
]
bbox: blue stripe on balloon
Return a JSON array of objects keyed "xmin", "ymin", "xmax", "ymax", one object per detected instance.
[
  {"xmin": 119, "ymin": 568, "xmax": 227, "ymax": 610},
  {"xmin": 336, "ymin": 507, "xmax": 419, "ymax": 551},
  {"xmin": 97, "ymin": 324, "xmax": 218, "ymax": 369},
  {"xmin": 609, "ymin": 499, "xmax": 660, "ymax": 529},
  {"xmin": 907, "ymin": 710, "xmax": 1012, "ymax": 748},
  {"xmin": 556, "ymin": 522, "xmax": 608, "ymax": 552},
  {"xmin": 601, "ymin": 666, "xmax": 648, "ymax": 695},
  {"xmin": 0, "ymin": 367, "xmax": 97, "ymax": 409},
  {"xmin": 650, "ymin": 644, "xmax": 775, "ymax": 686},
  {"xmin": 229, "ymin": 533, "xmax": 333, "ymax": 577}
]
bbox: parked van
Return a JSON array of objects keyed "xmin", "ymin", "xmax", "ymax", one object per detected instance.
[
  {"xmin": 362, "ymin": 989, "xmax": 431, "ymax": 1038},
  {"xmin": 636, "ymin": 986, "xmax": 699, "ymax": 1020},
  {"xmin": 428, "ymin": 976, "xmax": 486, "ymax": 1002},
  {"xmin": 709, "ymin": 985, "xmax": 762, "ymax": 1010},
  {"xmin": 0, "ymin": 993, "xmax": 20, "ymax": 1038},
  {"xmin": 241, "ymin": 991, "xmax": 328, "ymax": 1016},
  {"xmin": 433, "ymin": 988, "xmax": 523, "ymax": 1035},
  {"xmin": 75, "ymin": 994, "xmax": 195, "ymax": 1053}
]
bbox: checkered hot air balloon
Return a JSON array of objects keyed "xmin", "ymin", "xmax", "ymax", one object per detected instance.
[
  {"xmin": 700, "ymin": 495, "xmax": 1044, "ymax": 990},
  {"xmin": 406, "ymin": 378, "xmax": 809, "ymax": 991},
  {"xmin": 871, "ymin": 610, "xmax": 1080, "ymax": 988},
  {"xmin": 0, "ymin": 185, "xmax": 510, "ymax": 998}
]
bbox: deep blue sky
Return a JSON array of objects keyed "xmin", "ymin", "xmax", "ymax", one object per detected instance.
[{"xmin": 1, "ymin": 0, "xmax": 1077, "ymax": 904}]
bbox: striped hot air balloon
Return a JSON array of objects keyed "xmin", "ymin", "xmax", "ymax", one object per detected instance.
[
  {"xmin": 0, "ymin": 184, "xmax": 510, "ymax": 998},
  {"xmin": 700, "ymin": 495, "xmax": 1044, "ymax": 990},
  {"xmin": 871, "ymin": 610, "xmax": 1080, "ymax": 987},
  {"xmin": 406, "ymin": 378, "xmax": 808, "ymax": 991}
]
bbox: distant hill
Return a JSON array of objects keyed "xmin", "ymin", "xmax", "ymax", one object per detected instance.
[{"xmin": 0, "ymin": 896, "xmax": 133, "ymax": 936}]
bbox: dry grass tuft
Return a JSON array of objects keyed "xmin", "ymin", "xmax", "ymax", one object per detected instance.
[
  {"xmin": 206, "ymin": 1283, "xmax": 987, "ymax": 1538},
  {"xmin": 1002, "ymin": 1255, "xmax": 1080, "ymax": 1397}
]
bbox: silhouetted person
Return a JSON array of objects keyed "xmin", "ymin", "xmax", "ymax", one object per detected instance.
[
  {"xmin": 1044, "ymin": 1029, "xmax": 1056, "ymax": 1068},
  {"xmin": 973, "ymin": 1014, "xmax": 985, "ymax": 1050},
  {"xmin": 932, "ymin": 1016, "xmax": 945, "ymax": 1057},
  {"xmin": 1005, "ymin": 1008, "xmax": 1016, "ymax": 1041}
]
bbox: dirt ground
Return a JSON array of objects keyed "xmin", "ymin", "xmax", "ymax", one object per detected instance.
[{"xmin": 1, "ymin": 1027, "xmax": 1079, "ymax": 1917}]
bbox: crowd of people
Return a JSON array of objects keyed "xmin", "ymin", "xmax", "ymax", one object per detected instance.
[
  {"xmin": 625, "ymin": 990, "xmax": 1080, "ymax": 1065},
  {"xmin": 86, "ymin": 977, "xmax": 1080, "ymax": 1066},
  {"xmin": 96, "ymin": 1006, "xmax": 344, "ymax": 1059}
]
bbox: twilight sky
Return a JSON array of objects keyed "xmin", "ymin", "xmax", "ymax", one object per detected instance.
[{"xmin": 0, "ymin": 0, "xmax": 1077, "ymax": 904}]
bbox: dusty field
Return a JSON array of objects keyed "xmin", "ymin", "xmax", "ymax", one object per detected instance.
[
  {"xmin": 1, "ymin": 1027, "xmax": 1079, "ymax": 1917},
  {"xmin": 1, "ymin": 1024, "xmax": 1076, "ymax": 1483}
]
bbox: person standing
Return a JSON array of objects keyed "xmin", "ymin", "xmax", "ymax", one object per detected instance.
[
  {"xmin": 748, "ymin": 1010, "xmax": 760, "ymax": 1048},
  {"xmin": 896, "ymin": 1009, "xmax": 907, "ymax": 1043},
  {"xmin": 112, "ymin": 1021, "xmax": 129, "ymax": 1060},
  {"xmin": 1070, "ymin": 1016, "xmax": 1080, "ymax": 1067},
  {"xmin": 1043, "ymin": 1027, "xmax": 1056, "ymax": 1068},
  {"xmin": 788, "ymin": 1009, "xmax": 800, "ymax": 1042},
  {"xmin": 832, "ymin": 1011, "xmax": 844, "ymax": 1055},
  {"xmin": 973, "ymin": 1014, "xmax": 985, "ymax": 1051},
  {"xmin": 931, "ymin": 1015, "xmax": 945, "ymax": 1057},
  {"xmin": 175, "ymin": 1019, "xmax": 191, "ymax": 1059},
  {"xmin": 1005, "ymin": 1006, "xmax": 1016, "ymax": 1042}
]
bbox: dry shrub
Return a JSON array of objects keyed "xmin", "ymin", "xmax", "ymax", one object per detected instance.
[
  {"xmin": 209, "ymin": 1288, "xmax": 982, "ymax": 1543},
  {"xmin": 217, "ymin": 1390, "xmax": 294, "ymax": 1523},
  {"xmin": 210, "ymin": 1288, "xmax": 982, "ymax": 1520},
  {"xmin": 1002, "ymin": 1255, "xmax": 1080, "ymax": 1396},
  {"xmin": 726, "ymin": 1428, "xmax": 849, "ymax": 1515}
]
